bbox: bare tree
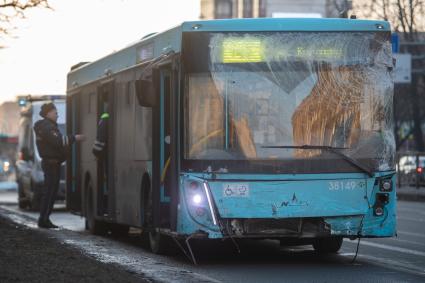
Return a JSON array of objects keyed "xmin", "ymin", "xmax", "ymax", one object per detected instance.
[
  {"xmin": 0, "ymin": 0, "xmax": 51, "ymax": 41},
  {"xmin": 354, "ymin": 0, "xmax": 425, "ymax": 152},
  {"xmin": 354, "ymin": 0, "xmax": 425, "ymax": 39}
]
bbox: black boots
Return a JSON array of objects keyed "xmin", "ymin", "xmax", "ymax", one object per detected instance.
[{"xmin": 38, "ymin": 218, "xmax": 58, "ymax": 229}]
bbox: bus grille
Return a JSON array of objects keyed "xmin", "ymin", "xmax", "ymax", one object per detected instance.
[{"xmin": 223, "ymin": 218, "xmax": 331, "ymax": 237}]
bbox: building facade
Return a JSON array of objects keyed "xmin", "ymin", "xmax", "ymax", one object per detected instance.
[
  {"xmin": 0, "ymin": 101, "xmax": 19, "ymax": 137},
  {"xmin": 200, "ymin": 0, "xmax": 346, "ymax": 19}
]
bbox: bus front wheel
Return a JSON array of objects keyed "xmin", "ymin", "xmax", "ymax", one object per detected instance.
[
  {"xmin": 149, "ymin": 229, "xmax": 173, "ymax": 254},
  {"xmin": 110, "ymin": 223, "xmax": 129, "ymax": 237},
  {"xmin": 312, "ymin": 237, "xmax": 343, "ymax": 253}
]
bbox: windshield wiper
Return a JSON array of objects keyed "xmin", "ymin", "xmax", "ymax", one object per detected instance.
[{"xmin": 262, "ymin": 145, "xmax": 374, "ymax": 177}]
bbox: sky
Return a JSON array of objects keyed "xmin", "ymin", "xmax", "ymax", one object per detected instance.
[{"xmin": 0, "ymin": 0, "xmax": 200, "ymax": 103}]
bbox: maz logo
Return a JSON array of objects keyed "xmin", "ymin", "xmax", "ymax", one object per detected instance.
[{"xmin": 271, "ymin": 193, "xmax": 309, "ymax": 216}]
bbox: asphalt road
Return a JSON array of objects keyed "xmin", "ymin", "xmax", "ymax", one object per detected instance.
[{"xmin": 1, "ymin": 189, "xmax": 425, "ymax": 283}]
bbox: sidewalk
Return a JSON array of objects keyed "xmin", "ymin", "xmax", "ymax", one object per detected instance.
[
  {"xmin": 397, "ymin": 186, "xmax": 425, "ymax": 202},
  {"xmin": 0, "ymin": 213, "xmax": 148, "ymax": 283}
]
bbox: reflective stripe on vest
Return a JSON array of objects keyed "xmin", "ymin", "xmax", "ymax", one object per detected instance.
[{"xmin": 101, "ymin": 113, "xmax": 109, "ymax": 119}]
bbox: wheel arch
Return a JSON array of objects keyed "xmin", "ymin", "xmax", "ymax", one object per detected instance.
[
  {"xmin": 140, "ymin": 171, "xmax": 152, "ymax": 227},
  {"xmin": 82, "ymin": 171, "xmax": 92, "ymax": 217}
]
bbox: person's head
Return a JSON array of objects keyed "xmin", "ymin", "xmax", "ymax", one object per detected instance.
[{"xmin": 39, "ymin": 102, "xmax": 58, "ymax": 122}]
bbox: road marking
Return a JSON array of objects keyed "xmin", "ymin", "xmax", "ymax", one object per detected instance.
[
  {"xmin": 398, "ymin": 200, "xmax": 425, "ymax": 209},
  {"xmin": 387, "ymin": 237, "xmax": 425, "ymax": 247},
  {"xmin": 397, "ymin": 216, "xmax": 425, "ymax": 223},
  {"xmin": 398, "ymin": 207, "xmax": 425, "ymax": 216},
  {"xmin": 398, "ymin": 230, "xmax": 425, "ymax": 238},
  {"xmin": 340, "ymin": 253, "xmax": 425, "ymax": 276},
  {"xmin": 345, "ymin": 239, "xmax": 425, "ymax": 257}
]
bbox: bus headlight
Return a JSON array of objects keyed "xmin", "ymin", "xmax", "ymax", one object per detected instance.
[
  {"xmin": 184, "ymin": 179, "xmax": 218, "ymax": 226},
  {"xmin": 373, "ymin": 193, "xmax": 389, "ymax": 217},
  {"xmin": 186, "ymin": 181, "xmax": 205, "ymax": 206},
  {"xmin": 380, "ymin": 179, "xmax": 392, "ymax": 192},
  {"xmin": 374, "ymin": 206, "xmax": 384, "ymax": 216},
  {"xmin": 192, "ymin": 194, "xmax": 203, "ymax": 205}
]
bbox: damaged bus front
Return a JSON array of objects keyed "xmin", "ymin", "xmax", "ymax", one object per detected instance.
[{"xmin": 178, "ymin": 24, "xmax": 396, "ymax": 252}]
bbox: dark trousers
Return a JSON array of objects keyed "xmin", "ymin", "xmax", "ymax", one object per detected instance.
[
  {"xmin": 39, "ymin": 159, "xmax": 61, "ymax": 222},
  {"xmin": 97, "ymin": 156, "xmax": 108, "ymax": 214}
]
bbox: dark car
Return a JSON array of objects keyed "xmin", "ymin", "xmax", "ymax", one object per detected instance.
[
  {"xmin": 397, "ymin": 155, "xmax": 425, "ymax": 186},
  {"xmin": 16, "ymin": 97, "xmax": 67, "ymax": 210}
]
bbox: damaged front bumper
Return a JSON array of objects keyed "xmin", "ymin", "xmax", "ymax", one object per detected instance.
[{"xmin": 177, "ymin": 172, "xmax": 397, "ymax": 240}]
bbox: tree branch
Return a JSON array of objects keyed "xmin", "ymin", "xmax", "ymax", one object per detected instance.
[
  {"xmin": 0, "ymin": 0, "xmax": 50, "ymax": 10},
  {"xmin": 0, "ymin": 0, "xmax": 51, "ymax": 38}
]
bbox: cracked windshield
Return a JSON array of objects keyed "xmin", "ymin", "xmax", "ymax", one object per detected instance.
[{"xmin": 184, "ymin": 31, "xmax": 395, "ymax": 170}]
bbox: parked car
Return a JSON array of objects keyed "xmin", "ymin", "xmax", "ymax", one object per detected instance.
[
  {"xmin": 15, "ymin": 96, "xmax": 67, "ymax": 210},
  {"xmin": 397, "ymin": 155, "xmax": 417, "ymax": 175},
  {"xmin": 397, "ymin": 155, "xmax": 425, "ymax": 186},
  {"xmin": 0, "ymin": 157, "xmax": 13, "ymax": 181}
]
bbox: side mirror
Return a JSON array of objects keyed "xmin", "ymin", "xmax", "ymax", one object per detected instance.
[{"xmin": 135, "ymin": 79, "xmax": 156, "ymax": 107}]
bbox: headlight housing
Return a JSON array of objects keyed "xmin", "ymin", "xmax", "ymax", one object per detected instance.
[
  {"xmin": 379, "ymin": 179, "xmax": 392, "ymax": 192},
  {"xmin": 183, "ymin": 179, "xmax": 218, "ymax": 226}
]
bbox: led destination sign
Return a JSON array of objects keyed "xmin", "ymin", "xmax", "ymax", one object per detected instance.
[
  {"xmin": 220, "ymin": 36, "xmax": 344, "ymax": 63},
  {"xmin": 222, "ymin": 38, "xmax": 264, "ymax": 63}
]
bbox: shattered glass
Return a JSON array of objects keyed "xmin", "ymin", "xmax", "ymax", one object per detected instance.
[{"xmin": 184, "ymin": 32, "xmax": 395, "ymax": 171}]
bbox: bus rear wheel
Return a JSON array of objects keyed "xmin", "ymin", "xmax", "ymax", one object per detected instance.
[
  {"xmin": 85, "ymin": 179, "xmax": 107, "ymax": 236},
  {"xmin": 313, "ymin": 237, "xmax": 343, "ymax": 253}
]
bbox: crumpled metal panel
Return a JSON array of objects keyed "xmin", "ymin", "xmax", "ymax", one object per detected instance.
[{"xmin": 207, "ymin": 177, "xmax": 369, "ymax": 218}]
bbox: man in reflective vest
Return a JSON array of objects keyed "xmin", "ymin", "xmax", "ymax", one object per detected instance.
[
  {"xmin": 92, "ymin": 112, "xmax": 109, "ymax": 158},
  {"xmin": 92, "ymin": 112, "xmax": 109, "ymax": 213}
]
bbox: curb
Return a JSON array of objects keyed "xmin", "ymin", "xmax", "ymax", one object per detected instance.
[{"xmin": 0, "ymin": 206, "xmax": 221, "ymax": 283}]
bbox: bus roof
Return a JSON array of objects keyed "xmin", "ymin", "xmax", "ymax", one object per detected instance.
[
  {"xmin": 67, "ymin": 18, "xmax": 390, "ymax": 92},
  {"xmin": 182, "ymin": 18, "xmax": 390, "ymax": 32}
]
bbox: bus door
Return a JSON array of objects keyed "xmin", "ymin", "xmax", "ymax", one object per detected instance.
[
  {"xmin": 149, "ymin": 62, "xmax": 180, "ymax": 231},
  {"xmin": 157, "ymin": 68, "xmax": 172, "ymax": 228},
  {"xmin": 66, "ymin": 93, "xmax": 82, "ymax": 213},
  {"xmin": 96, "ymin": 80, "xmax": 115, "ymax": 217}
]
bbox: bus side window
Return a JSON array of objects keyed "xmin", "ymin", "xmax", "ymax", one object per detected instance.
[
  {"xmin": 88, "ymin": 93, "xmax": 95, "ymax": 114},
  {"xmin": 135, "ymin": 79, "xmax": 156, "ymax": 107}
]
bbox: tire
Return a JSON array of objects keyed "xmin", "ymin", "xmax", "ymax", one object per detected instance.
[
  {"xmin": 313, "ymin": 237, "xmax": 343, "ymax": 254},
  {"xmin": 149, "ymin": 229, "xmax": 174, "ymax": 254},
  {"xmin": 85, "ymin": 179, "xmax": 107, "ymax": 236},
  {"xmin": 140, "ymin": 176, "xmax": 152, "ymax": 247},
  {"xmin": 110, "ymin": 223, "xmax": 130, "ymax": 237},
  {"xmin": 141, "ymin": 178, "xmax": 174, "ymax": 254}
]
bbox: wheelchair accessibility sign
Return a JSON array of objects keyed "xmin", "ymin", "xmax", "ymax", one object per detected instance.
[{"xmin": 223, "ymin": 183, "xmax": 250, "ymax": 197}]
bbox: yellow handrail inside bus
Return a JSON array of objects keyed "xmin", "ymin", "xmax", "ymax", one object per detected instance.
[
  {"xmin": 189, "ymin": 129, "xmax": 224, "ymax": 156},
  {"xmin": 161, "ymin": 157, "xmax": 171, "ymax": 184}
]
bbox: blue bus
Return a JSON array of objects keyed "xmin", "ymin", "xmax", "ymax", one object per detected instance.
[{"xmin": 66, "ymin": 18, "xmax": 396, "ymax": 257}]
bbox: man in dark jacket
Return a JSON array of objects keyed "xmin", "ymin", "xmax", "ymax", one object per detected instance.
[{"xmin": 34, "ymin": 102, "xmax": 84, "ymax": 228}]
